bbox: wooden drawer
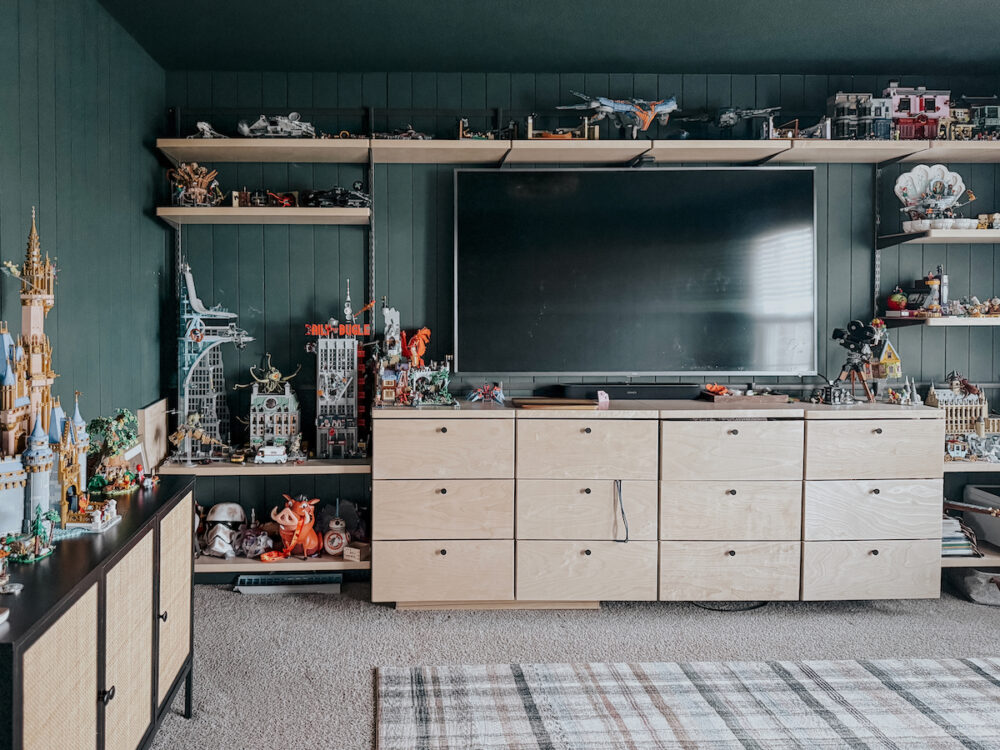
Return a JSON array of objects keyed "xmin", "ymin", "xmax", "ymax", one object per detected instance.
[
  {"xmin": 515, "ymin": 419, "xmax": 658, "ymax": 480},
  {"xmin": 516, "ymin": 540, "xmax": 657, "ymax": 601},
  {"xmin": 659, "ymin": 541, "xmax": 800, "ymax": 601},
  {"xmin": 371, "ymin": 540, "xmax": 513, "ymax": 602},
  {"xmin": 373, "ymin": 480, "xmax": 513, "ymax": 540},
  {"xmin": 804, "ymin": 480, "xmax": 942, "ymax": 541},
  {"xmin": 804, "ymin": 418, "xmax": 943, "ymax": 480},
  {"xmin": 517, "ymin": 480, "xmax": 657, "ymax": 541},
  {"xmin": 373, "ymin": 418, "xmax": 514, "ymax": 479},
  {"xmin": 801, "ymin": 540, "xmax": 940, "ymax": 600},
  {"xmin": 660, "ymin": 481, "xmax": 801, "ymax": 541},
  {"xmin": 660, "ymin": 420, "xmax": 803, "ymax": 480}
]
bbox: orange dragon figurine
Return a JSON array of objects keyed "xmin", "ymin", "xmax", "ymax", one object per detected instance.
[
  {"xmin": 400, "ymin": 327, "xmax": 431, "ymax": 367},
  {"xmin": 261, "ymin": 494, "xmax": 322, "ymax": 561}
]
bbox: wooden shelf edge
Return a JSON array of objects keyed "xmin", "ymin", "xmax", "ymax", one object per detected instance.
[
  {"xmin": 155, "ymin": 206, "xmax": 371, "ymax": 228},
  {"xmin": 943, "ymin": 461, "xmax": 1000, "ymax": 473},
  {"xmin": 194, "ymin": 555, "xmax": 371, "ymax": 574},
  {"xmin": 942, "ymin": 542, "xmax": 1000, "ymax": 568},
  {"xmin": 158, "ymin": 458, "xmax": 371, "ymax": 476},
  {"xmin": 879, "ymin": 229, "xmax": 1000, "ymax": 247},
  {"xmin": 156, "ymin": 138, "xmax": 370, "ymax": 165}
]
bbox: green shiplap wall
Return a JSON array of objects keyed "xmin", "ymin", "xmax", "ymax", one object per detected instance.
[
  {"xmin": 166, "ymin": 70, "xmax": 1000, "ymax": 512},
  {"xmin": 0, "ymin": 0, "xmax": 168, "ymax": 419}
]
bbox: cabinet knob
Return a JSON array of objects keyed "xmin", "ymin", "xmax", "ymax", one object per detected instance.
[
  {"xmin": 873, "ymin": 427, "xmax": 883, "ymax": 435},
  {"xmin": 99, "ymin": 686, "xmax": 116, "ymax": 705},
  {"xmin": 583, "ymin": 427, "xmax": 592, "ymax": 434},
  {"xmin": 584, "ymin": 487, "xmax": 591, "ymax": 494},
  {"xmin": 870, "ymin": 549, "xmax": 880, "ymax": 556},
  {"xmin": 727, "ymin": 489, "xmax": 738, "ymax": 496},
  {"xmin": 728, "ymin": 429, "xmax": 739, "ymax": 436},
  {"xmin": 439, "ymin": 549, "xmax": 447, "ymax": 556},
  {"xmin": 584, "ymin": 549, "xmax": 592, "ymax": 556},
  {"xmin": 439, "ymin": 426, "xmax": 448, "ymax": 434},
  {"xmin": 727, "ymin": 550, "xmax": 736, "ymax": 557},
  {"xmin": 440, "ymin": 488, "xmax": 448, "ymax": 495},
  {"xmin": 870, "ymin": 488, "xmax": 880, "ymax": 495},
  {"xmin": 159, "ymin": 611, "xmax": 168, "ymax": 622}
]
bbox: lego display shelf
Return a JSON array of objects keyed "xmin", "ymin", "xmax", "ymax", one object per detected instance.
[
  {"xmin": 194, "ymin": 553, "xmax": 370, "ymax": 574},
  {"xmin": 941, "ymin": 541, "xmax": 1000, "ymax": 568},
  {"xmin": 156, "ymin": 206, "xmax": 371, "ymax": 228},
  {"xmin": 884, "ymin": 316, "xmax": 1000, "ymax": 328},
  {"xmin": 878, "ymin": 229, "xmax": 1000, "ymax": 248},
  {"xmin": 157, "ymin": 138, "xmax": 370, "ymax": 165},
  {"xmin": 157, "ymin": 458, "xmax": 371, "ymax": 476}
]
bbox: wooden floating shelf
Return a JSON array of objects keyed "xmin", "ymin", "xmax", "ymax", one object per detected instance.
[
  {"xmin": 648, "ymin": 140, "xmax": 787, "ymax": 163},
  {"xmin": 941, "ymin": 542, "xmax": 1000, "ymax": 568},
  {"xmin": 771, "ymin": 139, "xmax": 928, "ymax": 163},
  {"xmin": 505, "ymin": 140, "xmax": 650, "ymax": 164},
  {"xmin": 157, "ymin": 138, "xmax": 369, "ymax": 165},
  {"xmin": 194, "ymin": 553, "xmax": 370, "ymax": 574},
  {"xmin": 943, "ymin": 461, "xmax": 1000, "ymax": 473},
  {"xmin": 904, "ymin": 140, "xmax": 1000, "ymax": 163},
  {"xmin": 157, "ymin": 458, "xmax": 371, "ymax": 476},
  {"xmin": 878, "ymin": 229, "xmax": 1000, "ymax": 247},
  {"xmin": 371, "ymin": 139, "xmax": 510, "ymax": 164},
  {"xmin": 156, "ymin": 206, "xmax": 371, "ymax": 228}
]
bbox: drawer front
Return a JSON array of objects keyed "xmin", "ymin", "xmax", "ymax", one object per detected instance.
[
  {"xmin": 801, "ymin": 540, "xmax": 940, "ymax": 600},
  {"xmin": 516, "ymin": 540, "xmax": 657, "ymax": 601},
  {"xmin": 804, "ymin": 480, "xmax": 942, "ymax": 541},
  {"xmin": 661, "ymin": 421, "xmax": 804, "ymax": 480},
  {"xmin": 516, "ymin": 419, "xmax": 658, "ymax": 480},
  {"xmin": 372, "ymin": 540, "xmax": 513, "ymax": 602},
  {"xmin": 659, "ymin": 541, "xmax": 800, "ymax": 601},
  {"xmin": 373, "ymin": 418, "xmax": 514, "ymax": 479},
  {"xmin": 660, "ymin": 481, "xmax": 802, "ymax": 541},
  {"xmin": 373, "ymin": 480, "xmax": 513, "ymax": 540},
  {"xmin": 805, "ymin": 419, "xmax": 943, "ymax": 480},
  {"xmin": 517, "ymin": 480, "xmax": 657, "ymax": 540}
]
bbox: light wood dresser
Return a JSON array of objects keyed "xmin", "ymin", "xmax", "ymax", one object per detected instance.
[
  {"xmin": 371, "ymin": 401, "xmax": 944, "ymax": 608},
  {"xmin": 0, "ymin": 478, "xmax": 195, "ymax": 750}
]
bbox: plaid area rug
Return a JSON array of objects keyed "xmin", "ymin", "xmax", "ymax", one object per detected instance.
[{"xmin": 377, "ymin": 658, "xmax": 1000, "ymax": 749}]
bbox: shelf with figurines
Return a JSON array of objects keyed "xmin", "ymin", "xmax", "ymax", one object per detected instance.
[
  {"xmin": 194, "ymin": 494, "xmax": 371, "ymax": 574},
  {"xmin": 882, "ymin": 267, "xmax": 1000, "ymax": 327}
]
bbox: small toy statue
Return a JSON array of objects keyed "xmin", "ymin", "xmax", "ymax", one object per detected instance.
[
  {"xmin": 187, "ymin": 121, "xmax": 228, "ymax": 139},
  {"xmin": 167, "ymin": 162, "xmax": 224, "ymax": 207},
  {"xmin": 323, "ymin": 499, "xmax": 351, "ymax": 557},
  {"xmin": 467, "ymin": 382, "xmax": 506, "ymax": 405},
  {"xmin": 238, "ymin": 510, "xmax": 274, "ymax": 559},
  {"xmin": 263, "ymin": 495, "xmax": 322, "ymax": 561}
]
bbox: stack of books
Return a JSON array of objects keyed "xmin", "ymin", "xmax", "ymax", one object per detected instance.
[{"xmin": 942, "ymin": 514, "xmax": 982, "ymax": 557}]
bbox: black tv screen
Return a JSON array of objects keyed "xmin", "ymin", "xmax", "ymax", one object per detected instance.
[{"xmin": 454, "ymin": 168, "xmax": 816, "ymax": 375}]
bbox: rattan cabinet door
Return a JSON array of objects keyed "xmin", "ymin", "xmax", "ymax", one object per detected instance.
[
  {"xmin": 105, "ymin": 531, "xmax": 154, "ymax": 750},
  {"xmin": 22, "ymin": 585, "xmax": 98, "ymax": 750},
  {"xmin": 157, "ymin": 493, "xmax": 192, "ymax": 707}
]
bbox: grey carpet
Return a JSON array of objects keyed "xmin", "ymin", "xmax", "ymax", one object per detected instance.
[{"xmin": 151, "ymin": 584, "xmax": 997, "ymax": 750}]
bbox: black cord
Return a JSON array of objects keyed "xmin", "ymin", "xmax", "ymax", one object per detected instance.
[
  {"xmin": 613, "ymin": 479, "xmax": 629, "ymax": 543},
  {"xmin": 691, "ymin": 601, "xmax": 770, "ymax": 612}
]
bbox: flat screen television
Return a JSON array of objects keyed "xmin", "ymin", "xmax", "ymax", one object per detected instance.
[{"xmin": 454, "ymin": 167, "xmax": 816, "ymax": 376}]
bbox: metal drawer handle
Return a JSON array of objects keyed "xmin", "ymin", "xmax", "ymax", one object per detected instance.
[
  {"xmin": 870, "ymin": 488, "xmax": 880, "ymax": 495},
  {"xmin": 439, "ymin": 426, "xmax": 448, "ymax": 433},
  {"xmin": 583, "ymin": 427, "xmax": 592, "ymax": 434},
  {"xmin": 584, "ymin": 549, "xmax": 592, "ymax": 556},
  {"xmin": 584, "ymin": 487, "xmax": 591, "ymax": 494},
  {"xmin": 439, "ymin": 549, "xmax": 447, "ymax": 556},
  {"xmin": 727, "ymin": 550, "xmax": 736, "ymax": 557},
  {"xmin": 870, "ymin": 549, "xmax": 879, "ymax": 556},
  {"xmin": 99, "ymin": 686, "xmax": 116, "ymax": 705},
  {"xmin": 873, "ymin": 427, "xmax": 883, "ymax": 434},
  {"xmin": 728, "ymin": 429, "xmax": 739, "ymax": 436},
  {"xmin": 440, "ymin": 488, "xmax": 447, "ymax": 495},
  {"xmin": 727, "ymin": 489, "xmax": 737, "ymax": 496},
  {"xmin": 159, "ymin": 611, "xmax": 168, "ymax": 622}
]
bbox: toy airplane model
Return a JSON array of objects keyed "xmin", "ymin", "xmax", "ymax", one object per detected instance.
[
  {"xmin": 674, "ymin": 106, "xmax": 781, "ymax": 129},
  {"xmin": 556, "ymin": 91, "xmax": 678, "ymax": 137}
]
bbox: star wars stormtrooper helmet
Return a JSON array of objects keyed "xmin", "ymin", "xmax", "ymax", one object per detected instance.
[{"xmin": 203, "ymin": 502, "xmax": 246, "ymax": 559}]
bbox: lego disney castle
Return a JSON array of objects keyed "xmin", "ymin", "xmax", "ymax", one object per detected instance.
[{"xmin": 0, "ymin": 210, "xmax": 88, "ymax": 537}]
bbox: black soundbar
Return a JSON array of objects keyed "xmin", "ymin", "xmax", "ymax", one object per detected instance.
[{"xmin": 537, "ymin": 383, "xmax": 702, "ymax": 400}]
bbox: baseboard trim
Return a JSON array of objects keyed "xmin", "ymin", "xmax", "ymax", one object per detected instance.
[{"xmin": 395, "ymin": 600, "xmax": 602, "ymax": 611}]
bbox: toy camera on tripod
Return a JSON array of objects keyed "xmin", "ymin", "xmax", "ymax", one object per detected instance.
[{"xmin": 830, "ymin": 320, "xmax": 882, "ymax": 403}]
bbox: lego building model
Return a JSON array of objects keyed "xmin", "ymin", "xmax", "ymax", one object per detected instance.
[
  {"xmin": 171, "ymin": 260, "xmax": 253, "ymax": 464},
  {"xmin": 0, "ymin": 211, "xmax": 94, "ymax": 536},
  {"xmin": 235, "ymin": 354, "xmax": 301, "ymax": 456},
  {"xmin": 373, "ymin": 299, "xmax": 456, "ymax": 409},
  {"xmin": 310, "ymin": 280, "xmax": 371, "ymax": 459},
  {"xmin": 828, "ymin": 92, "xmax": 892, "ymax": 140},
  {"xmin": 928, "ymin": 372, "xmax": 1000, "ymax": 462}
]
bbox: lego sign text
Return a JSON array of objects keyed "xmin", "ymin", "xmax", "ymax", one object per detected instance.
[{"xmin": 305, "ymin": 322, "xmax": 371, "ymax": 337}]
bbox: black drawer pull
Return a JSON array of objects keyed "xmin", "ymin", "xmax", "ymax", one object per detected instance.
[
  {"xmin": 439, "ymin": 549, "xmax": 447, "ymax": 556},
  {"xmin": 870, "ymin": 549, "xmax": 879, "ymax": 556},
  {"xmin": 584, "ymin": 487, "xmax": 591, "ymax": 494},
  {"xmin": 727, "ymin": 550, "xmax": 736, "ymax": 557},
  {"xmin": 440, "ymin": 488, "xmax": 447, "ymax": 495},
  {"xmin": 727, "ymin": 489, "xmax": 737, "ymax": 496},
  {"xmin": 99, "ymin": 686, "xmax": 116, "ymax": 705},
  {"xmin": 439, "ymin": 426, "xmax": 448, "ymax": 433},
  {"xmin": 584, "ymin": 549, "xmax": 592, "ymax": 556},
  {"xmin": 583, "ymin": 427, "xmax": 592, "ymax": 434},
  {"xmin": 159, "ymin": 611, "xmax": 168, "ymax": 622},
  {"xmin": 870, "ymin": 488, "xmax": 880, "ymax": 495},
  {"xmin": 873, "ymin": 427, "xmax": 883, "ymax": 435},
  {"xmin": 728, "ymin": 429, "xmax": 739, "ymax": 436}
]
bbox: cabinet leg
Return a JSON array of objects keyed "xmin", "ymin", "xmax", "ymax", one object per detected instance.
[{"xmin": 184, "ymin": 667, "xmax": 193, "ymax": 719}]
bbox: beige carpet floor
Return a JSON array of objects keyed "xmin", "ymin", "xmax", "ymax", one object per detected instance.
[{"xmin": 151, "ymin": 583, "xmax": 997, "ymax": 750}]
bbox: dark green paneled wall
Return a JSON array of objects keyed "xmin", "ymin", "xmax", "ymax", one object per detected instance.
[
  {"xmin": 0, "ymin": 0, "xmax": 167, "ymax": 419},
  {"xmin": 166, "ymin": 69, "xmax": 1000, "ymax": 511}
]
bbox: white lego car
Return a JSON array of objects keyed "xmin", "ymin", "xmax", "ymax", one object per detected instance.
[{"xmin": 254, "ymin": 445, "xmax": 288, "ymax": 464}]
